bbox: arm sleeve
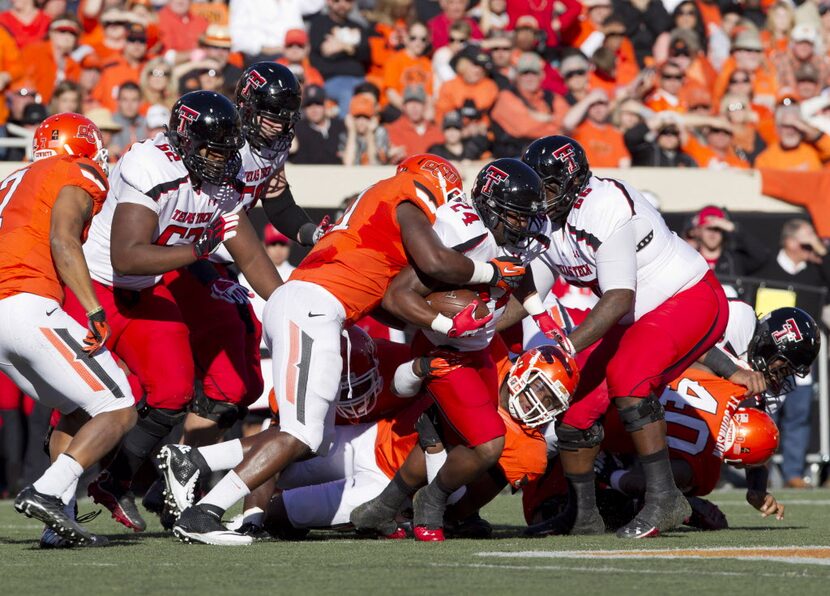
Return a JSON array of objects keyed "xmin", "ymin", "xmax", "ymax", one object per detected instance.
[
  {"xmin": 595, "ymin": 219, "xmax": 637, "ymax": 293},
  {"xmin": 391, "ymin": 361, "xmax": 424, "ymax": 398},
  {"xmin": 530, "ymin": 257, "xmax": 557, "ymax": 300},
  {"xmin": 262, "ymin": 186, "xmax": 313, "ymax": 241},
  {"xmin": 112, "ymin": 153, "xmax": 162, "ymax": 214}
]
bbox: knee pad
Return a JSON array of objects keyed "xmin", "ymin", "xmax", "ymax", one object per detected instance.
[
  {"xmin": 189, "ymin": 391, "xmax": 246, "ymax": 429},
  {"xmin": 616, "ymin": 397, "xmax": 664, "ymax": 433},
  {"xmin": 136, "ymin": 402, "xmax": 187, "ymax": 439},
  {"xmin": 555, "ymin": 421, "xmax": 605, "ymax": 451}
]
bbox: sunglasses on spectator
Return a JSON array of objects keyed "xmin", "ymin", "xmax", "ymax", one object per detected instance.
[
  {"xmin": 690, "ymin": 104, "xmax": 711, "ymax": 111},
  {"xmin": 491, "ymin": 45, "xmax": 511, "ymax": 51},
  {"xmin": 605, "ymin": 31, "xmax": 625, "ymax": 38},
  {"xmin": 450, "ymin": 36, "xmax": 468, "ymax": 43},
  {"xmin": 408, "ymin": 35, "xmax": 428, "ymax": 42},
  {"xmin": 105, "ymin": 20, "xmax": 130, "ymax": 28},
  {"xmin": 662, "ymin": 73, "xmax": 684, "ymax": 80},
  {"xmin": 677, "ymin": 9, "xmax": 696, "ymax": 16},
  {"xmin": 565, "ymin": 69, "xmax": 587, "ymax": 78},
  {"xmin": 127, "ymin": 36, "xmax": 147, "ymax": 44},
  {"xmin": 659, "ymin": 127, "xmax": 680, "ymax": 136},
  {"xmin": 800, "ymin": 243, "xmax": 816, "ymax": 252},
  {"xmin": 729, "ymin": 76, "xmax": 750, "ymax": 84},
  {"xmin": 286, "ymin": 43, "xmax": 305, "ymax": 48},
  {"xmin": 709, "ymin": 127, "xmax": 733, "ymax": 136},
  {"xmin": 151, "ymin": 69, "xmax": 171, "ymax": 77}
]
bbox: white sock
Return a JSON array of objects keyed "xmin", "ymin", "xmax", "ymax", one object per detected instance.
[
  {"xmin": 242, "ymin": 507, "xmax": 264, "ymax": 527},
  {"xmin": 33, "ymin": 454, "xmax": 83, "ymax": 498},
  {"xmin": 425, "ymin": 450, "xmax": 447, "ymax": 483},
  {"xmin": 198, "ymin": 470, "xmax": 250, "ymax": 512},
  {"xmin": 197, "ymin": 439, "xmax": 244, "ymax": 472},
  {"xmin": 61, "ymin": 477, "xmax": 79, "ymax": 505}
]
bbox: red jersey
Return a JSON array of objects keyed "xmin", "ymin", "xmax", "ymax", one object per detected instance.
[
  {"xmin": 0, "ymin": 156, "xmax": 108, "ymax": 304},
  {"xmin": 291, "ymin": 173, "xmax": 439, "ymax": 323}
]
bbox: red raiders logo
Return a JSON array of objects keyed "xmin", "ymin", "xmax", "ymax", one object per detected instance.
[
  {"xmin": 479, "ymin": 165, "xmax": 509, "ymax": 197},
  {"xmin": 176, "ymin": 105, "xmax": 201, "ymax": 135},
  {"xmin": 241, "ymin": 69, "xmax": 267, "ymax": 97},
  {"xmin": 553, "ymin": 143, "xmax": 578, "ymax": 174},
  {"xmin": 76, "ymin": 125, "xmax": 99, "ymax": 145},
  {"xmin": 420, "ymin": 159, "xmax": 460, "ymax": 184},
  {"xmin": 771, "ymin": 318, "xmax": 804, "ymax": 345}
]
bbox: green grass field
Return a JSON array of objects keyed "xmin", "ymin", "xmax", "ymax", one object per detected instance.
[{"xmin": 2, "ymin": 489, "xmax": 830, "ymax": 595}]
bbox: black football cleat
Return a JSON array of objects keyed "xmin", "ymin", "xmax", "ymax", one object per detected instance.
[
  {"xmin": 616, "ymin": 489, "xmax": 692, "ymax": 539},
  {"xmin": 685, "ymin": 496, "xmax": 728, "ymax": 531},
  {"xmin": 88, "ymin": 471, "xmax": 146, "ymax": 532},
  {"xmin": 445, "ymin": 513, "xmax": 493, "ymax": 539},
  {"xmin": 15, "ymin": 486, "xmax": 102, "ymax": 547},
  {"xmin": 142, "ymin": 478, "xmax": 166, "ymax": 516},
  {"xmin": 349, "ymin": 498, "xmax": 400, "ymax": 537},
  {"xmin": 173, "ymin": 505, "xmax": 252, "ymax": 546},
  {"xmin": 155, "ymin": 445, "xmax": 200, "ymax": 518},
  {"xmin": 524, "ymin": 506, "xmax": 605, "ymax": 537}
]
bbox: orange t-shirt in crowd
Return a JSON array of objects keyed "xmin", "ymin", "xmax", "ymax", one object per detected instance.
[
  {"xmin": 0, "ymin": 9, "xmax": 51, "ymax": 49},
  {"xmin": 20, "ymin": 40, "xmax": 81, "ymax": 103},
  {"xmin": 573, "ymin": 120, "xmax": 630, "ymax": 167},
  {"xmin": 157, "ymin": 6, "xmax": 208, "ymax": 52},
  {"xmin": 0, "ymin": 26, "xmax": 23, "ymax": 125},
  {"xmin": 754, "ymin": 142, "xmax": 824, "ymax": 172},
  {"xmin": 382, "ymin": 50, "xmax": 433, "ymax": 99},
  {"xmin": 369, "ymin": 20, "xmax": 407, "ymax": 81},
  {"xmin": 385, "ymin": 118, "xmax": 444, "ymax": 157},
  {"xmin": 91, "ymin": 57, "xmax": 144, "ymax": 112},
  {"xmin": 712, "ymin": 56, "xmax": 778, "ymax": 108},
  {"xmin": 761, "ymin": 167, "xmax": 830, "ymax": 238},
  {"xmin": 290, "ymin": 172, "xmax": 440, "ymax": 324},
  {"xmin": 684, "ymin": 136, "xmax": 750, "ymax": 169},
  {"xmin": 490, "ymin": 88, "xmax": 563, "ymax": 141},
  {"xmin": 434, "ymin": 76, "xmax": 499, "ymax": 125},
  {"xmin": 190, "ymin": 1, "xmax": 229, "ymax": 25},
  {"xmin": 0, "ymin": 156, "xmax": 108, "ymax": 305}
]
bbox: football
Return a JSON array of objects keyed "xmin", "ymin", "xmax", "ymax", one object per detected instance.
[{"xmin": 425, "ymin": 288, "xmax": 490, "ymax": 319}]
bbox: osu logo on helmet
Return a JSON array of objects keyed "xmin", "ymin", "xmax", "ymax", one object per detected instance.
[
  {"xmin": 397, "ymin": 153, "xmax": 464, "ymax": 207},
  {"xmin": 722, "ymin": 407, "xmax": 779, "ymax": 466}
]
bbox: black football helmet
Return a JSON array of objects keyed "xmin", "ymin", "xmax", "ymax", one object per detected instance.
[
  {"xmin": 168, "ymin": 90, "xmax": 244, "ymax": 186},
  {"xmin": 471, "ymin": 158, "xmax": 546, "ymax": 248},
  {"xmin": 521, "ymin": 135, "xmax": 591, "ymax": 222},
  {"xmin": 235, "ymin": 62, "xmax": 301, "ymax": 156},
  {"xmin": 748, "ymin": 307, "xmax": 820, "ymax": 396}
]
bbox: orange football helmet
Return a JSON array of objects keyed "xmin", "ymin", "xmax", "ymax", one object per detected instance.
[
  {"xmin": 32, "ymin": 112, "xmax": 109, "ymax": 174},
  {"xmin": 506, "ymin": 345, "xmax": 580, "ymax": 427},
  {"xmin": 397, "ymin": 153, "xmax": 465, "ymax": 208},
  {"xmin": 722, "ymin": 407, "xmax": 780, "ymax": 467},
  {"xmin": 337, "ymin": 326, "xmax": 382, "ymax": 421}
]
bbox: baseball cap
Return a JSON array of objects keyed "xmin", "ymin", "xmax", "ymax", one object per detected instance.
[
  {"xmin": 146, "ymin": 104, "xmax": 171, "ymax": 129},
  {"xmin": 22, "ymin": 103, "xmax": 48, "ymax": 126},
  {"xmin": 126, "ymin": 23, "xmax": 147, "ymax": 43},
  {"xmin": 516, "ymin": 52, "xmax": 543, "ymax": 74},
  {"xmin": 693, "ymin": 205, "xmax": 727, "ymax": 227},
  {"xmin": 85, "ymin": 107, "xmax": 122, "ymax": 132},
  {"xmin": 200, "ymin": 24, "xmax": 232, "ymax": 49},
  {"xmin": 349, "ymin": 94, "xmax": 375, "ymax": 118},
  {"xmin": 560, "ymin": 54, "xmax": 590, "ymax": 76},
  {"xmin": 263, "ymin": 224, "xmax": 291, "ymax": 245},
  {"xmin": 791, "ymin": 24, "xmax": 819, "ymax": 44},
  {"xmin": 285, "ymin": 28, "xmax": 309, "ymax": 47},
  {"xmin": 49, "ymin": 17, "xmax": 81, "ymax": 35},
  {"xmin": 402, "ymin": 84, "xmax": 427, "ymax": 103},
  {"xmin": 515, "ymin": 15, "xmax": 540, "ymax": 30},
  {"xmin": 442, "ymin": 110, "xmax": 463, "ymax": 130},
  {"xmin": 796, "ymin": 62, "xmax": 820, "ymax": 83},
  {"xmin": 302, "ymin": 85, "xmax": 326, "ymax": 107},
  {"xmin": 732, "ymin": 28, "xmax": 763, "ymax": 51},
  {"xmin": 451, "ymin": 44, "xmax": 492, "ymax": 72}
]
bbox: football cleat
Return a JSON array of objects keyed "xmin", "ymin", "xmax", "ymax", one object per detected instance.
[
  {"xmin": 155, "ymin": 444, "xmax": 200, "ymax": 518},
  {"xmin": 380, "ymin": 527, "xmax": 408, "ymax": 540},
  {"xmin": 142, "ymin": 478, "xmax": 166, "ymax": 516},
  {"xmin": 15, "ymin": 486, "xmax": 101, "ymax": 547},
  {"xmin": 172, "ymin": 505, "xmax": 253, "ymax": 546},
  {"xmin": 412, "ymin": 486, "xmax": 447, "ymax": 542},
  {"xmin": 349, "ymin": 498, "xmax": 400, "ymax": 537},
  {"xmin": 445, "ymin": 513, "xmax": 493, "ymax": 539},
  {"xmin": 87, "ymin": 471, "xmax": 146, "ymax": 532},
  {"xmin": 685, "ymin": 496, "xmax": 729, "ymax": 531},
  {"xmin": 615, "ymin": 489, "xmax": 691, "ymax": 539},
  {"xmin": 413, "ymin": 526, "xmax": 445, "ymax": 542}
]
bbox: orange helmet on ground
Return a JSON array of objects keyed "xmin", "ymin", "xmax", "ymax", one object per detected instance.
[
  {"xmin": 722, "ymin": 407, "xmax": 780, "ymax": 467},
  {"xmin": 32, "ymin": 112, "xmax": 109, "ymax": 174},
  {"xmin": 506, "ymin": 345, "xmax": 580, "ymax": 428},
  {"xmin": 396, "ymin": 153, "xmax": 465, "ymax": 209},
  {"xmin": 337, "ymin": 326, "xmax": 382, "ymax": 421}
]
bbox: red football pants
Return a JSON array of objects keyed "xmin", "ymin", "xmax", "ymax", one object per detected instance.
[
  {"xmin": 64, "ymin": 281, "xmax": 195, "ymax": 410},
  {"xmin": 562, "ymin": 270, "xmax": 729, "ymax": 430},
  {"xmin": 163, "ymin": 266, "xmax": 263, "ymax": 407},
  {"xmin": 413, "ymin": 334, "xmax": 505, "ymax": 448}
]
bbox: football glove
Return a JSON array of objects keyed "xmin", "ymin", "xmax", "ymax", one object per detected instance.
[
  {"xmin": 488, "ymin": 256, "xmax": 525, "ymax": 291},
  {"xmin": 83, "ymin": 307, "xmax": 110, "ymax": 356},
  {"xmin": 210, "ymin": 278, "xmax": 254, "ymax": 305},
  {"xmin": 532, "ymin": 309, "xmax": 575, "ymax": 356},
  {"xmin": 415, "ymin": 411, "xmax": 443, "ymax": 451},
  {"xmin": 417, "ymin": 348, "xmax": 472, "ymax": 378},
  {"xmin": 297, "ymin": 215, "xmax": 334, "ymax": 246},
  {"xmin": 192, "ymin": 213, "xmax": 240, "ymax": 259},
  {"xmin": 448, "ymin": 301, "xmax": 493, "ymax": 338}
]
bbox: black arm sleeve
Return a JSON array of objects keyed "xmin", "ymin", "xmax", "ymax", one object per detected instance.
[
  {"xmin": 702, "ymin": 346, "xmax": 740, "ymax": 379},
  {"xmin": 262, "ymin": 186, "xmax": 314, "ymax": 245}
]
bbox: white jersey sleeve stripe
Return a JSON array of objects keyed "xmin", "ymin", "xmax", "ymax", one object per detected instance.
[{"xmin": 79, "ymin": 167, "xmax": 107, "ymax": 192}]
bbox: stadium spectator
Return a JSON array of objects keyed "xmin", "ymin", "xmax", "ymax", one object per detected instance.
[
  {"xmin": 473, "ymin": 0, "xmax": 509, "ymax": 36},
  {"xmin": 48, "ymin": 79, "xmax": 81, "ymax": 114},
  {"xmin": 652, "ymin": 1, "xmax": 707, "ymax": 64},
  {"xmin": 507, "ymin": 0, "xmax": 582, "ymax": 50},
  {"xmin": 77, "ymin": 53, "xmax": 102, "ymax": 112},
  {"xmin": 0, "ymin": 0, "xmax": 51, "ymax": 49},
  {"xmin": 686, "ymin": 205, "xmax": 769, "ymax": 276},
  {"xmin": 85, "ymin": 106, "xmax": 121, "ymax": 161},
  {"xmin": 109, "ymin": 81, "xmax": 146, "ymax": 158},
  {"xmin": 426, "ymin": 109, "xmax": 486, "ymax": 161},
  {"xmin": 228, "ymin": 0, "xmax": 306, "ymax": 59},
  {"xmin": 277, "ymin": 28, "xmax": 325, "ymax": 90},
  {"xmin": 690, "ymin": 117, "xmax": 751, "ymax": 169},
  {"xmin": 773, "ymin": 24, "xmax": 830, "ymax": 91},
  {"xmin": 793, "ymin": 63, "xmax": 822, "ymax": 101},
  {"xmin": 718, "ymin": 94, "xmax": 766, "ymax": 166},
  {"xmin": 490, "ymin": 52, "xmax": 564, "ymax": 158},
  {"xmin": 559, "ymin": 53, "xmax": 591, "ymax": 105},
  {"xmin": 435, "ymin": 44, "xmax": 498, "ymax": 126},
  {"xmin": 429, "ymin": 0, "xmax": 482, "ymax": 49},
  {"xmin": 563, "ymin": 0, "xmax": 612, "ymax": 58},
  {"xmin": 342, "ymin": 93, "xmax": 390, "ymax": 165},
  {"xmin": 290, "ymin": 84, "xmax": 347, "ymax": 165},
  {"xmin": 0, "ymin": 25, "xmax": 22, "ymax": 145},
  {"xmin": 755, "ymin": 103, "xmax": 830, "ymax": 171},
  {"xmin": 383, "ymin": 21, "xmax": 433, "ymax": 114},
  {"xmin": 365, "ymin": 0, "xmax": 413, "ymax": 92},
  {"xmin": 5, "ymin": 81, "xmax": 40, "ymax": 129},
  {"xmin": 262, "ymin": 225, "xmax": 296, "ymax": 280},
  {"xmin": 144, "ymin": 103, "xmax": 169, "ymax": 138},
  {"xmin": 157, "ymin": 0, "xmax": 208, "ymax": 52},
  {"xmin": 754, "ymin": 219, "xmax": 829, "ymax": 488},
  {"xmin": 139, "ymin": 57, "xmax": 175, "ymax": 112},
  {"xmin": 92, "ymin": 22, "xmax": 148, "ymax": 112},
  {"xmin": 566, "ymin": 88, "xmax": 631, "ymax": 167},
  {"xmin": 20, "ymin": 14, "xmax": 81, "ymax": 104},
  {"xmin": 614, "ymin": 0, "xmax": 672, "ymax": 68},
  {"xmin": 625, "ymin": 111, "xmax": 698, "ymax": 166},
  {"xmin": 660, "ymin": 28, "xmax": 717, "ymax": 92},
  {"xmin": 483, "ymin": 29, "xmax": 515, "ymax": 90},
  {"xmin": 4, "ymin": 100, "xmax": 47, "ymax": 160},
  {"xmin": 714, "ymin": 27, "xmax": 778, "ymax": 111},
  {"xmin": 90, "ymin": 8, "xmax": 131, "ymax": 61},
  {"xmin": 384, "ymin": 84, "xmax": 442, "ymax": 159},
  {"xmin": 763, "ymin": 1, "xmax": 797, "ymax": 56},
  {"xmin": 197, "ymin": 24, "xmax": 243, "ymax": 96},
  {"xmin": 645, "ymin": 60, "xmax": 691, "ymax": 113},
  {"xmin": 512, "ymin": 13, "xmax": 544, "ymax": 53},
  {"xmin": 432, "ymin": 19, "xmax": 471, "ymax": 87},
  {"xmin": 595, "ymin": 14, "xmax": 640, "ymax": 88}
]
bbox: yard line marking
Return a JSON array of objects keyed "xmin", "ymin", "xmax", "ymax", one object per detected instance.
[
  {"xmin": 717, "ymin": 500, "xmax": 830, "ymax": 506},
  {"xmin": 432, "ymin": 562, "xmax": 818, "ymax": 578}
]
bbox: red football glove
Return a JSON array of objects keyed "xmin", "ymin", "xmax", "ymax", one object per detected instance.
[
  {"xmin": 83, "ymin": 308, "xmax": 111, "ymax": 356},
  {"xmin": 488, "ymin": 256, "xmax": 525, "ymax": 291},
  {"xmin": 210, "ymin": 278, "xmax": 254, "ymax": 304},
  {"xmin": 448, "ymin": 300, "xmax": 493, "ymax": 338},
  {"xmin": 419, "ymin": 348, "xmax": 473, "ymax": 378},
  {"xmin": 192, "ymin": 213, "xmax": 240, "ymax": 259},
  {"xmin": 314, "ymin": 215, "xmax": 333, "ymax": 243},
  {"xmin": 532, "ymin": 309, "xmax": 575, "ymax": 356}
]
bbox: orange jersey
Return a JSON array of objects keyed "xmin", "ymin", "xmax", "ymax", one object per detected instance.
[
  {"xmin": 374, "ymin": 396, "xmax": 431, "ymax": 480},
  {"xmin": 0, "ymin": 156, "xmax": 108, "ymax": 305},
  {"xmin": 291, "ymin": 173, "xmax": 439, "ymax": 323}
]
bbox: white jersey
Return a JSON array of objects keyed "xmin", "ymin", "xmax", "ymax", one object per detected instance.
[
  {"xmin": 211, "ymin": 141, "xmax": 289, "ymax": 264},
  {"xmin": 535, "ymin": 176, "xmax": 708, "ymax": 324},
  {"xmin": 84, "ymin": 133, "xmax": 245, "ymax": 291},
  {"xmin": 716, "ymin": 299, "xmax": 757, "ymax": 362},
  {"xmin": 422, "ymin": 195, "xmax": 549, "ymax": 352}
]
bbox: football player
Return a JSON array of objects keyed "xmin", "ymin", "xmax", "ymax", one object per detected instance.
[
  {"xmin": 159, "ymin": 154, "xmax": 528, "ymax": 545},
  {"xmin": 1, "ymin": 114, "xmax": 136, "ymax": 546},
  {"xmin": 351, "ymin": 158, "xmax": 560, "ymax": 541},
  {"xmin": 519, "ymin": 136, "xmax": 732, "ymax": 538},
  {"xmin": 62, "ymin": 91, "xmax": 283, "ymax": 532}
]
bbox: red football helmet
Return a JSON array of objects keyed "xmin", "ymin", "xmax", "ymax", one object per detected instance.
[
  {"xmin": 722, "ymin": 407, "xmax": 780, "ymax": 467},
  {"xmin": 397, "ymin": 153, "xmax": 465, "ymax": 209},
  {"xmin": 337, "ymin": 327, "xmax": 382, "ymax": 421},
  {"xmin": 506, "ymin": 345, "xmax": 580, "ymax": 427},
  {"xmin": 32, "ymin": 112, "xmax": 109, "ymax": 174}
]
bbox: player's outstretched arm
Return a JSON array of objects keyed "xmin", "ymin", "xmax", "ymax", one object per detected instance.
[
  {"xmin": 50, "ymin": 186, "xmax": 102, "ymax": 315},
  {"xmin": 567, "ymin": 289, "xmax": 634, "ymax": 352},
  {"xmin": 110, "ymin": 203, "xmax": 201, "ymax": 275},
  {"xmin": 746, "ymin": 465, "xmax": 784, "ymax": 519},
  {"xmin": 260, "ymin": 167, "xmax": 320, "ymax": 246},
  {"xmin": 225, "ymin": 209, "xmax": 283, "ymax": 300}
]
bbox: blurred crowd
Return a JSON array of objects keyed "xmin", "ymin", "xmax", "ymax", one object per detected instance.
[{"xmin": 4, "ymin": 0, "xmax": 830, "ymax": 168}]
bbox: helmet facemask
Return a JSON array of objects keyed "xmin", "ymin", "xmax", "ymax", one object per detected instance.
[
  {"xmin": 172, "ymin": 131, "xmax": 244, "ymax": 186},
  {"xmin": 336, "ymin": 360, "xmax": 382, "ymax": 421},
  {"xmin": 476, "ymin": 196, "xmax": 545, "ymax": 250},
  {"xmin": 543, "ymin": 171, "xmax": 588, "ymax": 222},
  {"xmin": 241, "ymin": 101, "xmax": 300, "ymax": 157},
  {"xmin": 506, "ymin": 360, "xmax": 571, "ymax": 428}
]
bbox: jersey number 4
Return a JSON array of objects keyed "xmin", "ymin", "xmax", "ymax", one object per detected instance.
[
  {"xmin": 662, "ymin": 379, "xmax": 719, "ymax": 456},
  {"xmin": 0, "ymin": 168, "xmax": 28, "ymax": 229}
]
